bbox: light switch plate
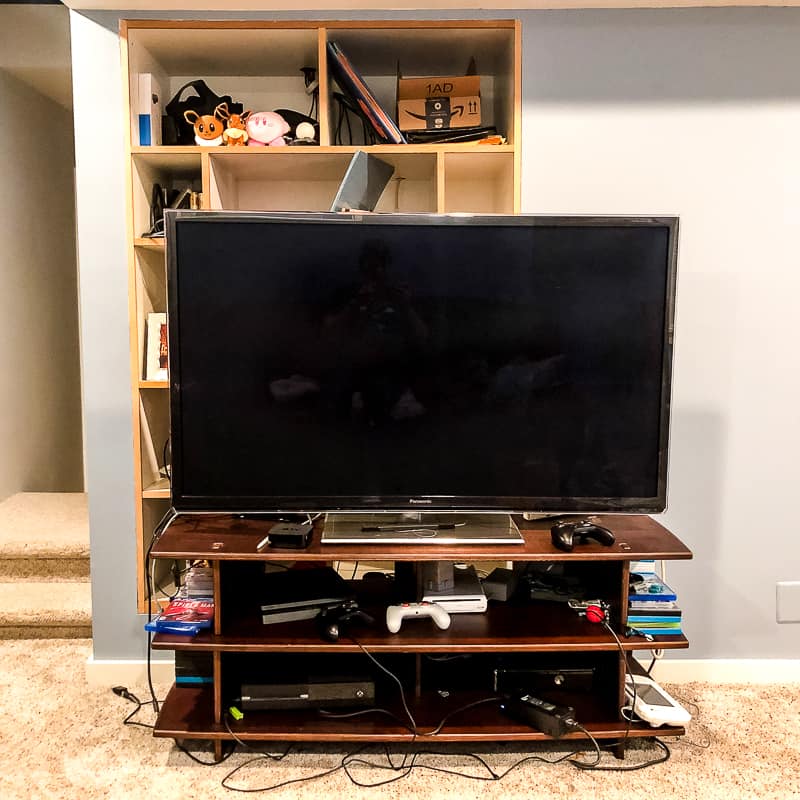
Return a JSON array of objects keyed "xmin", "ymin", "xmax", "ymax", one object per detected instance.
[{"xmin": 776, "ymin": 581, "xmax": 800, "ymax": 623}]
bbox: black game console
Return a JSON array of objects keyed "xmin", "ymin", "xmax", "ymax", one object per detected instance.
[
  {"xmin": 240, "ymin": 675, "xmax": 375, "ymax": 710},
  {"xmin": 493, "ymin": 665, "xmax": 595, "ymax": 694},
  {"xmin": 550, "ymin": 520, "xmax": 615, "ymax": 552}
]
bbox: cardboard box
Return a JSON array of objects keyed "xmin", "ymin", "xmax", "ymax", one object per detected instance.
[{"xmin": 397, "ymin": 72, "xmax": 481, "ymax": 132}]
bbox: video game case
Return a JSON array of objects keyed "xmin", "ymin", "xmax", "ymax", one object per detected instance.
[{"xmin": 629, "ymin": 574, "xmax": 677, "ymax": 602}]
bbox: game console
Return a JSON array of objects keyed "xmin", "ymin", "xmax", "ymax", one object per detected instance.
[
  {"xmin": 240, "ymin": 675, "xmax": 375, "ymax": 710},
  {"xmin": 422, "ymin": 564, "xmax": 487, "ymax": 613},
  {"xmin": 624, "ymin": 673, "xmax": 691, "ymax": 727}
]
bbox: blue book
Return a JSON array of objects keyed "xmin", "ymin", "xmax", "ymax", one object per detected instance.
[
  {"xmin": 634, "ymin": 627, "xmax": 683, "ymax": 636},
  {"xmin": 629, "ymin": 573, "xmax": 677, "ymax": 602},
  {"xmin": 629, "ymin": 615, "xmax": 682, "ymax": 624}
]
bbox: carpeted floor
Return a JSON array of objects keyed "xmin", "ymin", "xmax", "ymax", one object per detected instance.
[{"xmin": 1, "ymin": 639, "xmax": 798, "ymax": 799}]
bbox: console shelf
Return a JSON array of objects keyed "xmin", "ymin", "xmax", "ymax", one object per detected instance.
[
  {"xmin": 154, "ymin": 685, "xmax": 685, "ymax": 744},
  {"xmin": 152, "ymin": 588, "xmax": 687, "ymax": 654},
  {"xmin": 151, "ymin": 514, "xmax": 692, "ymax": 563}
]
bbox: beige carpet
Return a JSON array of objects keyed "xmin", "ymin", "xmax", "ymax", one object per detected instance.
[
  {"xmin": 0, "ymin": 639, "xmax": 799, "ymax": 799},
  {"xmin": 0, "ymin": 493, "xmax": 91, "ymax": 638},
  {"xmin": 0, "ymin": 493, "xmax": 89, "ymax": 558}
]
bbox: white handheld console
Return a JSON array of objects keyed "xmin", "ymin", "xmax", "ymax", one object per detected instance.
[
  {"xmin": 625, "ymin": 674, "xmax": 691, "ymax": 728},
  {"xmin": 385, "ymin": 602, "xmax": 451, "ymax": 633}
]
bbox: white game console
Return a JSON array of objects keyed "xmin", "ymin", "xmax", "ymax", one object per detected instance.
[
  {"xmin": 624, "ymin": 673, "xmax": 692, "ymax": 728},
  {"xmin": 422, "ymin": 564, "xmax": 488, "ymax": 613}
]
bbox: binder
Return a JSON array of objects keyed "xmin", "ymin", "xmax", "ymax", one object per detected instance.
[{"xmin": 327, "ymin": 41, "xmax": 406, "ymax": 145}]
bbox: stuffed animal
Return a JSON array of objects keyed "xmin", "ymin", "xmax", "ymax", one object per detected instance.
[
  {"xmin": 215, "ymin": 102, "xmax": 252, "ymax": 146},
  {"xmin": 246, "ymin": 111, "xmax": 291, "ymax": 147},
  {"xmin": 183, "ymin": 108, "xmax": 225, "ymax": 147}
]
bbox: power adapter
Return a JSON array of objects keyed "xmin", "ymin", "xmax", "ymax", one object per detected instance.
[{"xmin": 499, "ymin": 693, "xmax": 579, "ymax": 738}]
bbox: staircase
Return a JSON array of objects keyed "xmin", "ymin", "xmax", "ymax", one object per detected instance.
[{"xmin": 0, "ymin": 492, "xmax": 92, "ymax": 638}]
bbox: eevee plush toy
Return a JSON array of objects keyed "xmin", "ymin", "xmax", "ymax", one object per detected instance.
[
  {"xmin": 183, "ymin": 107, "xmax": 225, "ymax": 146},
  {"xmin": 215, "ymin": 102, "xmax": 252, "ymax": 146}
]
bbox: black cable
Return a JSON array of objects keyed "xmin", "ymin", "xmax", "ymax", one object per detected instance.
[
  {"xmin": 571, "ymin": 736, "xmax": 671, "ymax": 771},
  {"xmin": 348, "ymin": 636, "xmax": 417, "ymax": 734},
  {"xmin": 162, "ymin": 437, "xmax": 171, "ymax": 483},
  {"xmin": 112, "ymin": 686, "xmax": 157, "ymax": 730},
  {"xmin": 175, "ymin": 739, "xmax": 235, "ymax": 765},
  {"xmin": 222, "ymin": 753, "xmax": 346, "ymax": 793},
  {"xmin": 143, "ymin": 508, "xmax": 179, "ymax": 715},
  {"xmin": 420, "ymin": 696, "xmax": 501, "ymax": 737},
  {"xmin": 602, "ymin": 617, "xmax": 636, "ymax": 749},
  {"xmin": 223, "ymin": 712, "xmax": 295, "ymax": 759},
  {"xmin": 318, "ymin": 706, "xmax": 415, "ymax": 733}
]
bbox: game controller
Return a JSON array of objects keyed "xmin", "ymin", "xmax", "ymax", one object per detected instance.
[
  {"xmin": 550, "ymin": 519, "xmax": 615, "ymax": 552},
  {"xmin": 317, "ymin": 600, "xmax": 375, "ymax": 642},
  {"xmin": 385, "ymin": 602, "xmax": 451, "ymax": 633}
]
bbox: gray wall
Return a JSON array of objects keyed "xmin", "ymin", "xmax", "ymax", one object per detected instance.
[
  {"xmin": 0, "ymin": 68, "xmax": 83, "ymax": 501},
  {"xmin": 71, "ymin": 7, "xmax": 800, "ymax": 660}
]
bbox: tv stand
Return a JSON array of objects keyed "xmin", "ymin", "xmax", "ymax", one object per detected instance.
[{"xmin": 149, "ymin": 513, "xmax": 691, "ymax": 763}]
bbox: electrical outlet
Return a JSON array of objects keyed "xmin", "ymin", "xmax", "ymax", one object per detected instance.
[{"xmin": 776, "ymin": 582, "xmax": 800, "ymax": 623}]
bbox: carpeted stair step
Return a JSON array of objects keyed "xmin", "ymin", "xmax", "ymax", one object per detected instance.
[
  {"xmin": 0, "ymin": 493, "xmax": 89, "ymax": 580},
  {"xmin": 0, "ymin": 580, "xmax": 92, "ymax": 639}
]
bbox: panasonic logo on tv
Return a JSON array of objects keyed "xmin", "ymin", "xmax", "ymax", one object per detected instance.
[{"xmin": 409, "ymin": 499, "xmax": 432, "ymax": 505}]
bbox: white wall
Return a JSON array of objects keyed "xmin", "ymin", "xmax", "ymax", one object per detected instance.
[
  {"xmin": 72, "ymin": 7, "xmax": 800, "ymax": 660},
  {"xmin": 521, "ymin": 9, "xmax": 800, "ymax": 657},
  {"xmin": 0, "ymin": 68, "xmax": 83, "ymax": 501}
]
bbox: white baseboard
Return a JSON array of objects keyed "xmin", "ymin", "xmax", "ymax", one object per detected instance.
[
  {"xmin": 85, "ymin": 655, "xmax": 800, "ymax": 687},
  {"xmin": 85, "ymin": 655, "xmax": 175, "ymax": 687},
  {"xmin": 644, "ymin": 658, "xmax": 800, "ymax": 684}
]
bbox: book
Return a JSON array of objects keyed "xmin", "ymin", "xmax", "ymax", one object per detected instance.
[
  {"xmin": 632, "ymin": 627, "xmax": 684, "ymax": 636},
  {"xmin": 137, "ymin": 73, "xmax": 163, "ymax": 146},
  {"xmin": 628, "ymin": 573, "xmax": 677, "ymax": 602},
  {"xmin": 144, "ymin": 597, "xmax": 214, "ymax": 636},
  {"xmin": 628, "ymin": 606, "xmax": 682, "ymax": 618},
  {"xmin": 628, "ymin": 619, "xmax": 683, "ymax": 628},
  {"xmin": 145, "ymin": 312, "xmax": 168, "ymax": 381},
  {"xmin": 327, "ymin": 41, "xmax": 407, "ymax": 145},
  {"xmin": 628, "ymin": 599, "xmax": 681, "ymax": 613}
]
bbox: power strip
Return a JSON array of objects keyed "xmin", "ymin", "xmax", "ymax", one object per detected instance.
[{"xmin": 499, "ymin": 694, "xmax": 579, "ymax": 738}]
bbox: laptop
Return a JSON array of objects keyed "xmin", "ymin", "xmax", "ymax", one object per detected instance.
[
  {"xmin": 329, "ymin": 150, "xmax": 395, "ymax": 212},
  {"xmin": 320, "ymin": 513, "xmax": 525, "ymax": 545}
]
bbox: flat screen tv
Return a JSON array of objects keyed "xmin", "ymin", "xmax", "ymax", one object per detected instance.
[{"xmin": 166, "ymin": 211, "xmax": 678, "ymax": 515}]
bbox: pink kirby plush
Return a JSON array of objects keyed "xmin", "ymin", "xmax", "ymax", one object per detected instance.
[{"xmin": 246, "ymin": 111, "xmax": 291, "ymax": 146}]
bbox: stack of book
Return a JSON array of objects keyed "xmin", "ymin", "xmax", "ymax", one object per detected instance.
[
  {"xmin": 628, "ymin": 561, "xmax": 682, "ymax": 637},
  {"xmin": 184, "ymin": 562, "xmax": 213, "ymax": 599},
  {"xmin": 144, "ymin": 596, "xmax": 214, "ymax": 636}
]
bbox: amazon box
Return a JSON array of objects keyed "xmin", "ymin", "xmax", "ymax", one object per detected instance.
[{"xmin": 397, "ymin": 73, "xmax": 481, "ymax": 132}]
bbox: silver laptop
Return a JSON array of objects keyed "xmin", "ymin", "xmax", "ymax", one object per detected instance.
[
  {"xmin": 329, "ymin": 150, "xmax": 394, "ymax": 212},
  {"xmin": 321, "ymin": 513, "xmax": 524, "ymax": 545}
]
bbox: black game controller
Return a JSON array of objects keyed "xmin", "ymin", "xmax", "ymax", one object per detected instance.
[
  {"xmin": 317, "ymin": 600, "xmax": 375, "ymax": 642},
  {"xmin": 550, "ymin": 519, "xmax": 615, "ymax": 552}
]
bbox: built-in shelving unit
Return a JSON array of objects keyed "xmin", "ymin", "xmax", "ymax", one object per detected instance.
[{"xmin": 122, "ymin": 18, "xmax": 521, "ymax": 610}]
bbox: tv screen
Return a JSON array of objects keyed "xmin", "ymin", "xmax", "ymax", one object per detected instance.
[{"xmin": 166, "ymin": 211, "xmax": 677, "ymax": 514}]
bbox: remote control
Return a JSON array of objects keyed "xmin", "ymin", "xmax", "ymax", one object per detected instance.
[{"xmin": 385, "ymin": 602, "xmax": 451, "ymax": 633}]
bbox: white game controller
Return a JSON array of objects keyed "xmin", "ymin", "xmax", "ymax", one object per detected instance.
[{"xmin": 385, "ymin": 602, "xmax": 451, "ymax": 633}]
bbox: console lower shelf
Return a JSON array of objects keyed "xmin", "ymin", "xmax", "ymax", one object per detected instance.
[{"xmin": 154, "ymin": 684, "xmax": 686, "ymax": 743}]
